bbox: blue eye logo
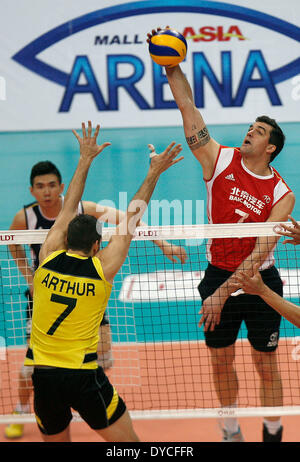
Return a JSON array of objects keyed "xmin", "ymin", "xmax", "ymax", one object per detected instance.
[{"xmin": 12, "ymin": 0, "xmax": 300, "ymax": 112}]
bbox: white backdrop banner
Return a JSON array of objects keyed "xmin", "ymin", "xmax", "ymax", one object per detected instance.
[{"xmin": 0, "ymin": 0, "xmax": 299, "ymax": 131}]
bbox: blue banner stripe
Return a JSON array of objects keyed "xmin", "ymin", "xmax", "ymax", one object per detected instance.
[{"xmin": 12, "ymin": 1, "xmax": 300, "ymax": 87}]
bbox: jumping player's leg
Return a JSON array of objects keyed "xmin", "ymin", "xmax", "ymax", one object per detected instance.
[
  {"xmin": 251, "ymin": 348, "xmax": 283, "ymax": 407},
  {"xmin": 73, "ymin": 369, "xmax": 138, "ymax": 441},
  {"xmin": 32, "ymin": 367, "xmax": 140, "ymax": 442},
  {"xmin": 208, "ymin": 344, "xmax": 238, "ymax": 408},
  {"xmin": 40, "ymin": 425, "xmax": 71, "ymax": 442},
  {"xmin": 245, "ymin": 265, "xmax": 283, "ymax": 442},
  {"xmin": 251, "ymin": 348, "xmax": 283, "ymax": 441},
  {"xmin": 199, "ymin": 264, "xmax": 244, "ymax": 441},
  {"xmin": 95, "ymin": 409, "xmax": 139, "ymax": 442},
  {"xmin": 38, "ymin": 408, "xmax": 138, "ymax": 443},
  {"xmin": 207, "ymin": 343, "xmax": 244, "ymax": 441},
  {"xmin": 198, "ymin": 264, "xmax": 241, "ymax": 408}
]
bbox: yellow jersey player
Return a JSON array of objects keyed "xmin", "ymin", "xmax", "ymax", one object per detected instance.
[
  {"xmin": 23, "ymin": 121, "xmax": 183, "ymax": 442},
  {"xmin": 6, "ymin": 155, "xmax": 187, "ymax": 439}
]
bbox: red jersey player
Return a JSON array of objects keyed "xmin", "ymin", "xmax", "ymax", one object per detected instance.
[
  {"xmin": 205, "ymin": 144, "xmax": 292, "ymax": 272},
  {"xmin": 147, "ymin": 26, "xmax": 295, "ymax": 443}
]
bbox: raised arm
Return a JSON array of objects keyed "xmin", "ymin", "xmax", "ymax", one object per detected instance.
[
  {"xmin": 166, "ymin": 66, "xmax": 220, "ymax": 179},
  {"xmin": 147, "ymin": 29, "xmax": 219, "ymax": 179},
  {"xmin": 39, "ymin": 122, "xmax": 111, "ymax": 263},
  {"xmin": 98, "ymin": 142, "xmax": 183, "ymax": 283}
]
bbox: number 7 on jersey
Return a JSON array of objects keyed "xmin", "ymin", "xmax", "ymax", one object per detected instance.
[{"xmin": 47, "ymin": 293, "xmax": 77, "ymax": 335}]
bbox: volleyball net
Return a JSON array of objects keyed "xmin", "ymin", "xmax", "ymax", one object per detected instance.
[{"xmin": 0, "ymin": 222, "xmax": 300, "ymax": 424}]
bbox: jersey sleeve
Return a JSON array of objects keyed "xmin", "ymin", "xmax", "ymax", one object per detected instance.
[{"xmin": 272, "ymin": 170, "xmax": 292, "ymax": 207}]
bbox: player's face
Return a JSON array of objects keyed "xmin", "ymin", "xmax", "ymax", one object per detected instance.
[
  {"xmin": 240, "ymin": 122, "xmax": 274, "ymax": 158},
  {"xmin": 30, "ymin": 174, "xmax": 64, "ymax": 209}
]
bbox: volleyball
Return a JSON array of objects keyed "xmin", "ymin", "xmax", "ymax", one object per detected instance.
[{"xmin": 148, "ymin": 28, "xmax": 187, "ymax": 68}]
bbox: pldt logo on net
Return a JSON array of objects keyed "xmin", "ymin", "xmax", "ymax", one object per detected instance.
[{"xmin": 12, "ymin": 0, "xmax": 300, "ymax": 112}]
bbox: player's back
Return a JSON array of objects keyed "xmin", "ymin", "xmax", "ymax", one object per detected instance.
[{"xmin": 25, "ymin": 250, "xmax": 112, "ymax": 369}]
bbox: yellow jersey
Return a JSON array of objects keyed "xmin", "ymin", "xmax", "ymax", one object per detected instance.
[{"xmin": 24, "ymin": 250, "xmax": 112, "ymax": 369}]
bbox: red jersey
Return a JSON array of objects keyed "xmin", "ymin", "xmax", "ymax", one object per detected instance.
[{"xmin": 205, "ymin": 146, "xmax": 292, "ymax": 271}]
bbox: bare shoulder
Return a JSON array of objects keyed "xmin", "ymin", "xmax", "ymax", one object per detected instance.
[
  {"xmin": 280, "ymin": 191, "xmax": 295, "ymax": 212},
  {"xmin": 10, "ymin": 209, "xmax": 27, "ymax": 230},
  {"xmin": 94, "ymin": 247, "xmax": 113, "ymax": 284},
  {"xmin": 38, "ymin": 227, "xmax": 66, "ymax": 264}
]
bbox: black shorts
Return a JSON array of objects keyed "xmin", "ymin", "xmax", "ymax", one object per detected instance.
[
  {"xmin": 198, "ymin": 264, "xmax": 283, "ymax": 352},
  {"xmin": 32, "ymin": 367, "xmax": 126, "ymax": 435}
]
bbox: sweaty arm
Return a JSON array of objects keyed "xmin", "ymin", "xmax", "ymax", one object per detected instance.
[
  {"xmin": 39, "ymin": 122, "xmax": 111, "ymax": 263},
  {"xmin": 98, "ymin": 142, "xmax": 183, "ymax": 284},
  {"xmin": 165, "ymin": 66, "xmax": 220, "ymax": 179},
  {"xmin": 254, "ymin": 287, "xmax": 300, "ymax": 328},
  {"xmin": 232, "ymin": 262, "xmax": 300, "ymax": 328}
]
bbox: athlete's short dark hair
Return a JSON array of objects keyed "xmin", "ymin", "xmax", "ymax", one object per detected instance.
[
  {"xmin": 67, "ymin": 214, "xmax": 101, "ymax": 253},
  {"xmin": 30, "ymin": 161, "xmax": 62, "ymax": 186},
  {"xmin": 255, "ymin": 115, "xmax": 285, "ymax": 163}
]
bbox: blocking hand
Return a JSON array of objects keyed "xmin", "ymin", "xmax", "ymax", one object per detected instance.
[{"xmin": 72, "ymin": 121, "xmax": 111, "ymax": 161}]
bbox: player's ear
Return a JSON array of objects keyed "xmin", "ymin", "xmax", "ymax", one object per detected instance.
[
  {"xmin": 60, "ymin": 183, "xmax": 65, "ymax": 194},
  {"xmin": 266, "ymin": 144, "xmax": 276, "ymax": 155}
]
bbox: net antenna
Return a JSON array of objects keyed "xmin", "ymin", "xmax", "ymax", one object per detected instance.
[{"xmin": 0, "ymin": 222, "xmax": 300, "ymax": 424}]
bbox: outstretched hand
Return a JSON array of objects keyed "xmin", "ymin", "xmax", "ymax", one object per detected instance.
[
  {"xmin": 276, "ymin": 215, "xmax": 300, "ymax": 246},
  {"xmin": 230, "ymin": 263, "xmax": 266, "ymax": 297},
  {"xmin": 146, "ymin": 26, "xmax": 170, "ymax": 43},
  {"xmin": 148, "ymin": 142, "xmax": 183, "ymax": 176},
  {"xmin": 72, "ymin": 121, "xmax": 111, "ymax": 161},
  {"xmin": 160, "ymin": 242, "xmax": 188, "ymax": 264},
  {"xmin": 146, "ymin": 27, "xmax": 162, "ymax": 43}
]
